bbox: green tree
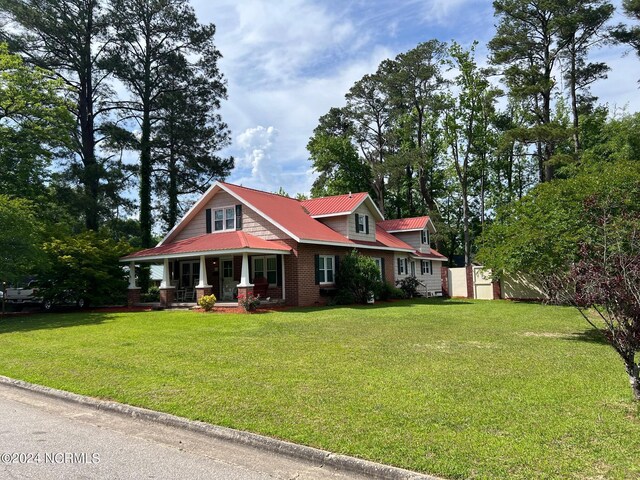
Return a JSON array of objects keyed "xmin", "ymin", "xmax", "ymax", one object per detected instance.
[
  {"xmin": 106, "ymin": 0, "xmax": 226, "ymax": 248},
  {"xmin": 489, "ymin": 0, "xmax": 569, "ymax": 182},
  {"xmin": 39, "ymin": 231, "xmax": 132, "ymax": 306},
  {"xmin": 612, "ymin": 0, "xmax": 640, "ymax": 71},
  {"xmin": 557, "ymin": 0, "xmax": 613, "ymax": 154},
  {"xmin": 443, "ymin": 42, "xmax": 499, "ymax": 266},
  {"xmin": 153, "ymin": 62, "xmax": 233, "ymax": 231},
  {"xmin": 0, "ymin": 195, "xmax": 42, "ymax": 285},
  {"xmin": 478, "ymin": 160, "xmax": 640, "ymax": 294},
  {"xmin": 308, "ymin": 108, "xmax": 373, "ymax": 198},
  {"xmin": 0, "ymin": 44, "xmax": 73, "ymax": 201},
  {"xmin": 0, "ymin": 0, "xmax": 117, "ymax": 230}
]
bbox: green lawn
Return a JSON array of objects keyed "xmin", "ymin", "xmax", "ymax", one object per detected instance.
[{"xmin": 0, "ymin": 299, "xmax": 638, "ymax": 479}]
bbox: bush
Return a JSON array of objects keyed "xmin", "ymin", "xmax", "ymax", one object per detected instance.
[
  {"xmin": 377, "ymin": 281, "xmax": 406, "ymax": 300},
  {"xmin": 331, "ymin": 289, "xmax": 355, "ymax": 306},
  {"xmin": 141, "ymin": 285, "xmax": 160, "ymax": 302},
  {"xmin": 198, "ymin": 294, "xmax": 217, "ymax": 312},
  {"xmin": 238, "ymin": 293, "xmax": 260, "ymax": 312},
  {"xmin": 396, "ymin": 276, "xmax": 421, "ymax": 298},
  {"xmin": 38, "ymin": 231, "xmax": 131, "ymax": 306},
  {"xmin": 336, "ymin": 250, "xmax": 384, "ymax": 304}
]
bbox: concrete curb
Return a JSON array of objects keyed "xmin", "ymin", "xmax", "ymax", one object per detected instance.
[{"xmin": 0, "ymin": 375, "xmax": 441, "ymax": 480}]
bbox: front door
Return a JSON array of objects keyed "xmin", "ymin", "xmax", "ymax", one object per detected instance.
[{"xmin": 220, "ymin": 258, "xmax": 235, "ymax": 301}]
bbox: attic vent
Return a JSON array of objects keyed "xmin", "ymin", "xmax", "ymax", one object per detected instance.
[{"xmin": 348, "ymin": 192, "xmax": 352, "ymax": 198}]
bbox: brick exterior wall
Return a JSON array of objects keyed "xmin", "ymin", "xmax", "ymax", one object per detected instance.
[
  {"xmin": 290, "ymin": 242, "xmax": 396, "ymax": 307},
  {"xmin": 441, "ymin": 266, "xmax": 449, "ymax": 297}
]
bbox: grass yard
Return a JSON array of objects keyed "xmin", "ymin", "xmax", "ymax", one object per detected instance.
[{"xmin": 0, "ymin": 299, "xmax": 638, "ymax": 479}]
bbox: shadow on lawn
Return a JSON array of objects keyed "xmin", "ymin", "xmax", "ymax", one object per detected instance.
[
  {"xmin": 563, "ymin": 328, "xmax": 609, "ymax": 346},
  {"xmin": 280, "ymin": 297, "xmax": 473, "ymax": 314},
  {"xmin": 0, "ymin": 312, "xmax": 119, "ymax": 334}
]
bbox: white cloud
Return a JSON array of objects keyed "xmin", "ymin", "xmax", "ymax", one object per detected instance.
[{"xmin": 235, "ymin": 125, "xmax": 279, "ymax": 182}]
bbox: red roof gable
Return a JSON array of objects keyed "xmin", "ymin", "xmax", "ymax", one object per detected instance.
[
  {"xmin": 122, "ymin": 231, "xmax": 290, "ymax": 260},
  {"xmin": 221, "ymin": 183, "xmax": 353, "ymax": 244},
  {"xmin": 300, "ymin": 192, "xmax": 369, "ymax": 216},
  {"xmin": 378, "ymin": 216, "xmax": 430, "ymax": 232}
]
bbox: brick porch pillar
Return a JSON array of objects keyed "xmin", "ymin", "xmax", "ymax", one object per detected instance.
[
  {"xmin": 127, "ymin": 288, "xmax": 141, "ymax": 306},
  {"xmin": 237, "ymin": 285, "xmax": 254, "ymax": 300},
  {"xmin": 159, "ymin": 287, "xmax": 175, "ymax": 307},
  {"xmin": 466, "ymin": 264, "xmax": 474, "ymax": 299},
  {"xmin": 492, "ymin": 279, "xmax": 502, "ymax": 300},
  {"xmin": 196, "ymin": 287, "xmax": 213, "ymax": 302},
  {"xmin": 441, "ymin": 266, "xmax": 449, "ymax": 297}
]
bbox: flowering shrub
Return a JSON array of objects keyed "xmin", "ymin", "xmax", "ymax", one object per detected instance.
[
  {"xmin": 238, "ymin": 293, "xmax": 260, "ymax": 312},
  {"xmin": 198, "ymin": 294, "xmax": 217, "ymax": 312}
]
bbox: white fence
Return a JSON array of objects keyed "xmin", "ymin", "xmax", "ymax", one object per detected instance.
[{"xmin": 447, "ymin": 266, "xmax": 545, "ymax": 300}]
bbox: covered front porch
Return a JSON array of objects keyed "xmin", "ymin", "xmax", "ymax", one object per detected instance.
[{"xmin": 121, "ymin": 232, "xmax": 291, "ymax": 308}]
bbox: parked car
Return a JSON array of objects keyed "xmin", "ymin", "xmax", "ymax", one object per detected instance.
[{"xmin": 3, "ymin": 280, "xmax": 86, "ymax": 311}]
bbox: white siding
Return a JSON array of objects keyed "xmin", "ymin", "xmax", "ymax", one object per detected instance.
[
  {"xmin": 347, "ymin": 203, "xmax": 377, "ymax": 242},
  {"xmin": 393, "ymin": 230, "xmax": 431, "ymax": 254},
  {"xmin": 173, "ymin": 191, "xmax": 288, "ymax": 242}
]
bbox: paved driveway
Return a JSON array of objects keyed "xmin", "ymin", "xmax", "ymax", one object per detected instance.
[{"xmin": 0, "ymin": 383, "xmax": 367, "ymax": 480}]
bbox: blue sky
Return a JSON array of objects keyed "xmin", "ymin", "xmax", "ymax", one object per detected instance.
[{"xmin": 191, "ymin": 0, "xmax": 640, "ymax": 197}]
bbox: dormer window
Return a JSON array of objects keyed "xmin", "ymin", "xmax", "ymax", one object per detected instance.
[
  {"xmin": 421, "ymin": 229, "xmax": 430, "ymax": 245},
  {"xmin": 355, "ymin": 213, "xmax": 369, "ymax": 234},
  {"xmin": 206, "ymin": 205, "xmax": 242, "ymax": 233}
]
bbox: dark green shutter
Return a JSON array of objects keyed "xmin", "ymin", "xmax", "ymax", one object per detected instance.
[
  {"xmin": 314, "ymin": 254, "xmax": 320, "ymax": 284},
  {"xmin": 380, "ymin": 258, "xmax": 385, "ymax": 281},
  {"xmin": 235, "ymin": 205, "xmax": 242, "ymax": 230},
  {"xmin": 276, "ymin": 255, "xmax": 283, "ymax": 287},
  {"xmin": 334, "ymin": 255, "xmax": 340, "ymax": 282},
  {"xmin": 397, "ymin": 258, "xmax": 401, "ymax": 274},
  {"xmin": 355, "ymin": 213, "xmax": 360, "ymax": 233},
  {"xmin": 365, "ymin": 215, "xmax": 369, "ymax": 234},
  {"xmin": 430, "ymin": 260, "xmax": 433, "ymax": 275},
  {"xmin": 248, "ymin": 256, "xmax": 253, "ymax": 281},
  {"xmin": 205, "ymin": 209, "xmax": 212, "ymax": 233}
]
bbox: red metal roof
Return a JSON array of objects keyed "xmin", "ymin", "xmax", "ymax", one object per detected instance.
[
  {"xmin": 371, "ymin": 226, "xmax": 416, "ymax": 250},
  {"xmin": 377, "ymin": 216, "xmax": 430, "ymax": 232},
  {"xmin": 221, "ymin": 183, "xmax": 353, "ymax": 244},
  {"xmin": 122, "ymin": 231, "xmax": 291, "ymax": 260},
  {"xmin": 412, "ymin": 249, "xmax": 447, "ymax": 261},
  {"xmin": 300, "ymin": 192, "xmax": 369, "ymax": 216}
]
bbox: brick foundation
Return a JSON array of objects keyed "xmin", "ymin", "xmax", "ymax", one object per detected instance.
[
  {"xmin": 159, "ymin": 287, "xmax": 175, "ymax": 307},
  {"xmin": 466, "ymin": 265, "xmax": 474, "ymax": 299},
  {"xmin": 441, "ymin": 266, "xmax": 449, "ymax": 297},
  {"xmin": 127, "ymin": 288, "xmax": 141, "ymax": 306},
  {"xmin": 196, "ymin": 287, "xmax": 213, "ymax": 302}
]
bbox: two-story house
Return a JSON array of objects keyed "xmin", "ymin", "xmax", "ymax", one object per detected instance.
[{"xmin": 121, "ymin": 182, "xmax": 447, "ymax": 307}]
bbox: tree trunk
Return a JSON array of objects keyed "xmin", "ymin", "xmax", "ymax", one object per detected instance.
[
  {"xmin": 625, "ymin": 359, "xmax": 640, "ymax": 401},
  {"xmin": 569, "ymin": 42, "xmax": 580, "ymax": 155},
  {"xmin": 462, "ymin": 184, "xmax": 471, "ymax": 266},
  {"xmin": 79, "ymin": 9, "xmax": 98, "ymax": 230}
]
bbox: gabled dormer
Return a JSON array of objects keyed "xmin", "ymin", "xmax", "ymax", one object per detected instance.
[
  {"xmin": 377, "ymin": 216, "xmax": 435, "ymax": 254},
  {"xmin": 300, "ymin": 193, "xmax": 384, "ymax": 243}
]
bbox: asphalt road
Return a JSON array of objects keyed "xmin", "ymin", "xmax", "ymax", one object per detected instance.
[{"xmin": 0, "ymin": 383, "xmax": 367, "ymax": 480}]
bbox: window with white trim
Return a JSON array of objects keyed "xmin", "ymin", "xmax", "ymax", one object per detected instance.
[
  {"xmin": 214, "ymin": 206, "xmax": 236, "ymax": 231},
  {"xmin": 421, "ymin": 229, "xmax": 428, "ymax": 244},
  {"xmin": 358, "ymin": 214, "xmax": 366, "ymax": 232},
  {"xmin": 252, "ymin": 255, "xmax": 277, "ymax": 285},
  {"xmin": 421, "ymin": 260, "xmax": 430, "ymax": 275},
  {"xmin": 410, "ymin": 261, "xmax": 416, "ymax": 276},
  {"xmin": 318, "ymin": 255, "xmax": 334, "ymax": 284},
  {"xmin": 397, "ymin": 257, "xmax": 407, "ymax": 275},
  {"xmin": 372, "ymin": 257, "xmax": 383, "ymax": 280}
]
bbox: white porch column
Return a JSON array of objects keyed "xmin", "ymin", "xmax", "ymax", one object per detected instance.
[
  {"xmin": 197, "ymin": 255, "xmax": 211, "ymax": 287},
  {"xmin": 238, "ymin": 252, "xmax": 253, "ymax": 287},
  {"xmin": 128, "ymin": 261, "xmax": 138, "ymax": 289},
  {"xmin": 160, "ymin": 258, "xmax": 173, "ymax": 289}
]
